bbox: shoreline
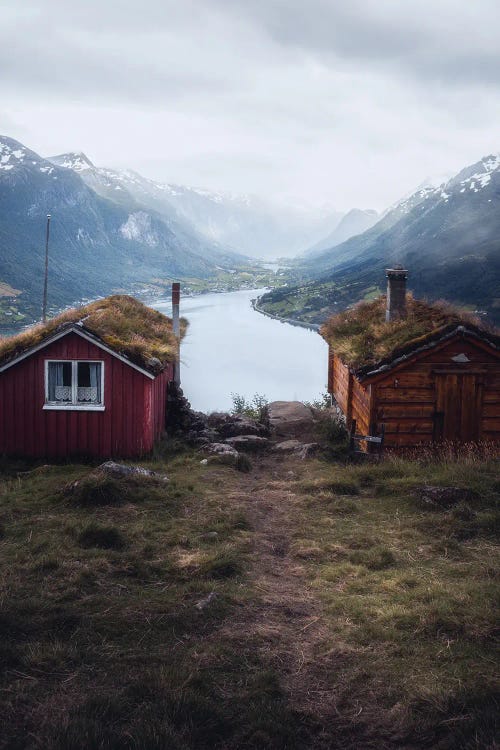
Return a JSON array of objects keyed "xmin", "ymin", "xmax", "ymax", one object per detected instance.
[{"xmin": 251, "ymin": 296, "xmax": 320, "ymax": 333}]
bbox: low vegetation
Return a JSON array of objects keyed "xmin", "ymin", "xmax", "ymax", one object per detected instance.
[
  {"xmin": 230, "ymin": 392, "xmax": 269, "ymax": 423},
  {"xmin": 0, "ymin": 445, "xmax": 498, "ymax": 748}
]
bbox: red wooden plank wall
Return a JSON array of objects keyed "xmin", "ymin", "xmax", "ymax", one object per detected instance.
[
  {"xmin": 373, "ymin": 337, "xmax": 500, "ymax": 447},
  {"xmin": 0, "ymin": 332, "xmax": 171, "ymax": 458}
]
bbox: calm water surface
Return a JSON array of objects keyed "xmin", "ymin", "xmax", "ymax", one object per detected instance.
[{"xmin": 154, "ymin": 288, "xmax": 327, "ymax": 412}]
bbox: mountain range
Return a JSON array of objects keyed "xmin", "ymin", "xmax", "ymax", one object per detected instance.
[
  {"xmin": 0, "ymin": 136, "xmax": 253, "ymax": 324},
  {"xmin": 259, "ymin": 153, "xmax": 500, "ymax": 324},
  {"xmin": 2, "ymin": 135, "xmax": 498, "ymax": 329},
  {"xmin": 0, "ymin": 135, "xmax": 374, "ymax": 326}
]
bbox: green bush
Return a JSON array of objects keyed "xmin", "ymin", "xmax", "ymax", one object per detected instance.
[{"xmin": 230, "ymin": 393, "xmax": 269, "ymax": 423}]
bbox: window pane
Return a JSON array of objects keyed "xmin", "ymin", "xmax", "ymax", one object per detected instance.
[
  {"xmin": 48, "ymin": 362, "xmax": 72, "ymax": 402},
  {"xmin": 77, "ymin": 362, "xmax": 101, "ymax": 404},
  {"xmin": 77, "ymin": 362, "xmax": 91, "ymax": 387}
]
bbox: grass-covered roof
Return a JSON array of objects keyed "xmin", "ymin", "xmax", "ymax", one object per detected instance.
[
  {"xmin": 321, "ymin": 294, "xmax": 498, "ymax": 375},
  {"xmin": 0, "ymin": 295, "xmax": 186, "ymax": 374}
]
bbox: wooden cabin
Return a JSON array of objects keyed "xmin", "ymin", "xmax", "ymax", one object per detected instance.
[
  {"xmin": 0, "ymin": 295, "xmax": 181, "ymax": 458},
  {"xmin": 322, "ymin": 269, "xmax": 500, "ymax": 450}
]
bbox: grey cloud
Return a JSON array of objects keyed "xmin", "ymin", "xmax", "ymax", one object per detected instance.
[
  {"xmin": 0, "ymin": 0, "xmax": 498, "ymax": 210},
  {"xmin": 211, "ymin": 0, "xmax": 500, "ymax": 89},
  {"xmin": 0, "ymin": 11, "xmax": 237, "ymax": 104}
]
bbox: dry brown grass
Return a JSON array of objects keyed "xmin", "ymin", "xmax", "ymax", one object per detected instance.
[
  {"xmin": 0, "ymin": 295, "xmax": 187, "ymax": 372},
  {"xmin": 1, "ymin": 449, "xmax": 498, "ymax": 748},
  {"xmin": 320, "ymin": 294, "xmax": 496, "ymax": 370}
]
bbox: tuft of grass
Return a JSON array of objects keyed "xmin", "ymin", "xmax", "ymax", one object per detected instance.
[
  {"xmin": 328, "ymin": 497, "xmax": 359, "ymax": 515},
  {"xmin": 66, "ymin": 474, "xmax": 126, "ymax": 506},
  {"xmin": 64, "ymin": 471, "xmax": 178, "ymax": 510},
  {"xmin": 235, "ymin": 453, "xmax": 253, "ymax": 473},
  {"xmin": 300, "ymin": 477, "xmax": 360, "ymax": 496},
  {"xmin": 77, "ymin": 523, "xmax": 126, "ymax": 550},
  {"xmin": 349, "ymin": 546, "xmax": 396, "ymax": 570},
  {"xmin": 200, "ymin": 552, "xmax": 243, "ymax": 580}
]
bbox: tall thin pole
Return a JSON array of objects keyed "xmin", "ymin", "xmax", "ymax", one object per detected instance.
[
  {"xmin": 42, "ymin": 214, "xmax": 51, "ymax": 323},
  {"xmin": 172, "ymin": 282, "xmax": 181, "ymax": 385}
]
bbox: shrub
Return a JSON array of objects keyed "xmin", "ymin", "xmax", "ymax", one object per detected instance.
[
  {"xmin": 230, "ymin": 393, "xmax": 269, "ymax": 423},
  {"xmin": 77, "ymin": 523, "xmax": 126, "ymax": 550}
]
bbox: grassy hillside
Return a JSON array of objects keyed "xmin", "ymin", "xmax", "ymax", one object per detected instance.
[
  {"xmin": 258, "ymin": 250, "xmax": 500, "ymax": 327},
  {"xmin": 0, "ymin": 445, "xmax": 498, "ymax": 748}
]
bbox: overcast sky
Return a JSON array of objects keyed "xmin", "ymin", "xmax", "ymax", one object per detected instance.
[{"xmin": 1, "ymin": 0, "xmax": 499, "ymax": 211}]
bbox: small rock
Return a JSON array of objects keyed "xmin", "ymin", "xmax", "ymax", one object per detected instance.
[
  {"xmin": 272, "ymin": 439, "xmax": 302, "ymax": 453},
  {"xmin": 200, "ymin": 531, "xmax": 219, "ymax": 541},
  {"xmin": 271, "ymin": 440, "xmax": 319, "ymax": 459},
  {"xmin": 195, "ymin": 592, "xmax": 217, "ymax": 611},
  {"xmin": 207, "ymin": 412, "xmax": 268, "ymax": 438},
  {"xmin": 204, "ymin": 443, "xmax": 239, "ymax": 459},
  {"xmin": 297, "ymin": 442, "xmax": 320, "ymax": 460},
  {"xmin": 97, "ymin": 461, "xmax": 169, "ymax": 482},
  {"xmin": 225, "ymin": 435, "xmax": 269, "ymax": 452},
  {"xmin": 200, "ymin": 458, "xmax": 208, "ymax": 465}
]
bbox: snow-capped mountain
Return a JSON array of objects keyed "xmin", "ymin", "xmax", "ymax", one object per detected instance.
[
  {"xmin": 0, "ymin": 136, "xmax": 243, "ymax": 322},
  {"xmin": 0, "ymin": 138, "xmax": 57, "ymax": 179},
  {"xmin": 267, "ymin": 153, "xmax": 500, "ymax": 323},
  {"xmin": 49, "ymin": 151, "xmax": 95, "ymax": 172}
]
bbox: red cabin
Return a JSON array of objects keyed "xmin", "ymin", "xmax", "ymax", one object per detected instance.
[{"xmin": 0, "ymin": 296, "xmax": 180, "ymax": 459}]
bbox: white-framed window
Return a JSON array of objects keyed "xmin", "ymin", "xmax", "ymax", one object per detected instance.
[{"xmin": 43, "ymin": 360, "xmax": 105, "ymax": 411}]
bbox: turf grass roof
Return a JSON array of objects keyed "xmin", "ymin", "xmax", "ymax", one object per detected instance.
[
  {"xmin": 321, "ymin": 294, "xmax": 499, "ymax": 376},
  {"xmin": 0, "ymin": 295, "xmax": 186, "ymax": 374}
]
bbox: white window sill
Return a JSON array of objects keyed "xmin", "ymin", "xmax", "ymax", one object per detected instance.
[{"xmin": 43, "ymin": 404, "xmax": 105, "ymax": 412}]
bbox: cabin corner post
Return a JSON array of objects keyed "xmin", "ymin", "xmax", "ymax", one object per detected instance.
[
  {"xmin": 347, "ymin": 369, "xmax": 354, "ymax": 427},
  {"xmin": 328, "ymin": 347, "xmax": 335, "ymax": 395},
  {"xmin": 368, "ymin": 383, "xmax": 377, "ymax": 454},
  {"xmin": 172, "ymin": 282, "xmax": 181, "ymax": 386}
]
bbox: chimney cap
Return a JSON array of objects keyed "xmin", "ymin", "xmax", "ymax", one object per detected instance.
[{"xmin": 386, "ymin": 266, "xmax": 408, "ymax": 276}]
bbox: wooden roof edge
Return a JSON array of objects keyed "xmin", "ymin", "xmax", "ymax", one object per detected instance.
[{"xmin": 354, "ymin": 323, "xmax": 500, "ymax": 381}]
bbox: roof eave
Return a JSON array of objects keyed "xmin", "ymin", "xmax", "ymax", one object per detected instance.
[
  {"xmin": 356, "ymin": 325, "xmax": 500, "ymax": 382},
  {"xmin": 0, "ymin": 324, "xmax": 163, "ymax": 379}
]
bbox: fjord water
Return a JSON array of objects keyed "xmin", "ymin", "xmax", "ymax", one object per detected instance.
[{"xmin": 154, "ymin": 288, "xmax": 327, "ymax": 412}]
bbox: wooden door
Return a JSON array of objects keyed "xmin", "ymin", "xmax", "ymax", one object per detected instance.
[{"xmin": 434, "ymin": 373, "xmax": 483, "ymax": 442}]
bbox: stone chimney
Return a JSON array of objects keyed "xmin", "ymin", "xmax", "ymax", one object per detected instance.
[
  {"xmin": 385, "ymin": 266, "xmax": 408, "ymax": 322},
  {"xmin": 172, "ymin": 282, "xmax": 181, "ymax": 385}
]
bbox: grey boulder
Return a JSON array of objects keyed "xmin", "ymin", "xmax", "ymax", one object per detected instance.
[{"xmin": 267, "ymin": 401, "xmax": 315, "ymax": 437}]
